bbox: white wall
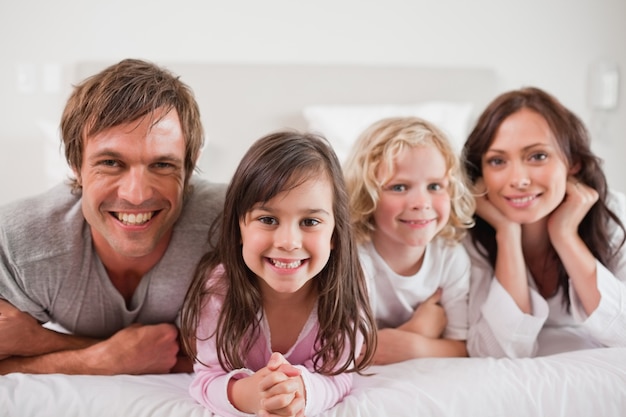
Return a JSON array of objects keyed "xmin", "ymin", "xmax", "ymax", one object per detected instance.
[{"xmin": 1, "ymin": 0, "xmax": 625, "ymax": 205}]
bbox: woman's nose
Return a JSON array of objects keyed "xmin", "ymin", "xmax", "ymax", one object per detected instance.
[{"xmin": 509, "ymin": 164, "xmax": 531, "ymax": 189}]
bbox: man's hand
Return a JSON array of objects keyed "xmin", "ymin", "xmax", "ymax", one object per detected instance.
[
  {"xmin": 86, "ymin": 323, "xmax": 180, "ymax": 375},
  {"xmin": 0, "ymin": 299, "xmax": 54, "ymax": 359},
  {"xmin": 0, "ymin": 303, "xmax": 183, "ymax": 375}
]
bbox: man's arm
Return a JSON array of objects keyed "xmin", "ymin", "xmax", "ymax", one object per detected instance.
[
  {"xmin": 0, "ymin": 300, "xmax": 183, "ymax": 375},
  {"xmin": 0, "ymin": 299, "xmax": 96, "ymax": 359}
]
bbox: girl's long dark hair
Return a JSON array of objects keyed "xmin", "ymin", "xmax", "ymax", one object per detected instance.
[
  {"xmin": 180, "ymin": 130, "xmax": 377, "ymax": 374},
  {"xmin": 462, "ymin": 87, "xmax": 625, "ymax": 305}
]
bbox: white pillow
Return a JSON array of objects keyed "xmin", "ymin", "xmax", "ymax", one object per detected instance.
[{"xmin": 303, "ymin": 102, "xmax": 473, "ymax": 163}]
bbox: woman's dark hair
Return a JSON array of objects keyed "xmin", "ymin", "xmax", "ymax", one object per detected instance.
[{"xmin": 462, "ymin": 87, "xmax": 625, "ymax": 304}]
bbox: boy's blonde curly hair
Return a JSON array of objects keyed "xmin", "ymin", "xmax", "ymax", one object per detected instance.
[{"xmin": 343, "ymin": 116, "xmax": 475, "ymax": 245}]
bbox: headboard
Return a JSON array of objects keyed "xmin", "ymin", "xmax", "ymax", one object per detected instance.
[{"xmin": 75, "ymin": 62, "xmax": 498, "ymax": 183}]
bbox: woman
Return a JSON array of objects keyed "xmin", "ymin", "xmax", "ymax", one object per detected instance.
[{"xmin": 462, "ymin": 87, "xmax": 626, "ymax": 358}]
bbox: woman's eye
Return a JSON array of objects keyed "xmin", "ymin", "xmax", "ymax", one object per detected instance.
[
  {"xmin": 486, "ymin": 157, "xmax": 504, "ymax": 166},
  {"xmin": 530, "ymin": 152, "xmax": 548, "ymax": 162}
]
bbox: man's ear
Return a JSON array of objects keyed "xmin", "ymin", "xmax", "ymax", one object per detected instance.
[{"xmin": 72, "ymin": 168, "xmax": 82, "ymax": 186}]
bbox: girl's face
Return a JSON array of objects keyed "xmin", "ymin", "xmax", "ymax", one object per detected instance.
[
  {"xmin": 373, "ymin": 144, "xmax": 451, "ymax": 252},
  {"xmin": 239, "ymin": 175, "xmax": 335, "ymax": 297},
  {"xmin": 481, "ymin": 108, "xmax": 569, "ymax": 224}
]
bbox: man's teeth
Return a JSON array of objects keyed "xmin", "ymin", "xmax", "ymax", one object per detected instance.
[
  {"xmin": 271, "ymin": 259, "xmax": 302, "ymax": 269},
  {"xmin": 116, "ymin": 212, "xmax": 153, "ymax": 225}
]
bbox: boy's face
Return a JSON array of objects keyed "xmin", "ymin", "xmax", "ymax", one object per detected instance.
[{"xmin": 372, "ymin": 144, "xmax": 451, "ymax": 266}]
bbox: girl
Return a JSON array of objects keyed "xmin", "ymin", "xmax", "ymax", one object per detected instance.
[
  {"xmin": 343, "ymin": 117, "xmax": 475, "ymax": 364},
  {"xmin": 181, "ymin": 131, "xmax": 377, "ymax": 417},
  {"xmin": 462, "ymin": 87, "xmax": 626, "ymax": 358}
]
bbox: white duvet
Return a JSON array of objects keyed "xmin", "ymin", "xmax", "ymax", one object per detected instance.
[{"xmin": 2, "ymin": 347, "xmax": 625, "ymax": 417}]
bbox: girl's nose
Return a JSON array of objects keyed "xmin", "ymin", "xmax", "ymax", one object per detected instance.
[{"xmin": 275, "ymin": 223, "xmax": 302, "ymax": 251}]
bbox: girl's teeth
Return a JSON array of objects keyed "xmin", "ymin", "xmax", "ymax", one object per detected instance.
[{"xmin": 272, "ymin": 259, "xmax": 302, "ymax": 269}]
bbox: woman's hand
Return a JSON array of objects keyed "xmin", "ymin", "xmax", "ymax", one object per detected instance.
[
  {"xmin": 547, "ymin": 178, "xmax": 598, "ymax": 245},
  {"xmin": 473, "ymin": 179, "xmax": 530, "ymax": 312},
  {"xmin": 547, "ymin": 178, "xmax": 601, "ymax": 315},
  {"xmin": 473, "ymin": 178, "xmax": 520, "ymax": 234}
]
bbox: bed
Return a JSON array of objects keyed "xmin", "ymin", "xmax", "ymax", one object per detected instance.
[
  {"xmin": 2, "ymin": 348, "xmax": 625, "ymax": 416},
  {"xmin": 3, "ymin": 62, "xmax": 625, "ymax": 416}
]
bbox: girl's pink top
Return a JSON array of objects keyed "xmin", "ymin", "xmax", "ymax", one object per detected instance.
[{"xmin": 189, "ymin": 266, "xmax": 361, "ymax": 417}]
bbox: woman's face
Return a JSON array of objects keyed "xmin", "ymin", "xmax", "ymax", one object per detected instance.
[{"xmin": 480, "ymin": 108, "xmax": 570, "ymax": 224}]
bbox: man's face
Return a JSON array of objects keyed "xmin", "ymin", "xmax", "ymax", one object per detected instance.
[{"xmin": 76, "ymin": 108, "xmax": 187, "ymax": 264}]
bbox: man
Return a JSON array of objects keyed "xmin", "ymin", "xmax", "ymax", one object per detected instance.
[{"xmin": 0, "ymin": 59, "xmax": 225, "ymax": 375}]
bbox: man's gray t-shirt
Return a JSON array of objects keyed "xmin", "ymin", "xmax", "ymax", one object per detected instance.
[{"xmin": 0, "ymin": 177, "xmax": 225, "ymax": 338}]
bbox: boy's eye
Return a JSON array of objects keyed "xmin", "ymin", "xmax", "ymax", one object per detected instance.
[{"xmin": 389, "ymin": 184, "xmax": 407, "ymax": 192}]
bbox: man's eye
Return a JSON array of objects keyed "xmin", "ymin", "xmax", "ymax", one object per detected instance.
[
  {"xmin": 154, "ymin": 162, "xmax": 174, "ymax": 169},
  {"xmin": 100, "ymin": 160, "xmax": 118, "ymax": 167}
]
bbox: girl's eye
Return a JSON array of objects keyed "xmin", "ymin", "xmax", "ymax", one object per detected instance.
[
  {"xmin": 301, "ymin": 218, "xmax": 320, "ymax": 227},
  {"xmin": 258, "ymin": 216, "xmax": 277, "ymax": 225},
  {"xmin": 428, "ymin": 183, "xmax": 443, "ymax": 191}
]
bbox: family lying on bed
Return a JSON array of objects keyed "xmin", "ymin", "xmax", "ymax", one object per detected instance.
[{"xmin": 1, "ymin": 58, "xmax": 624, "ymax": 417}]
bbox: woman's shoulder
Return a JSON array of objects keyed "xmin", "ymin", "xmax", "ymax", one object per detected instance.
[{"xmin": 607, "ymin": 189, "xmax": 626, "ymax": 216}]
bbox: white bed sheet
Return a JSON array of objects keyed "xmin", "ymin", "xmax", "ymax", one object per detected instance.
[{"xmin": 2, "ymin": 347, "xmax": 625, "ymax": 417}]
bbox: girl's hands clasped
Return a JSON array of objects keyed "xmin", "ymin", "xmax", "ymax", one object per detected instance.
[{"xmin": 257, "ymin": 352, "xmax": 306, "ymax": 417}]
